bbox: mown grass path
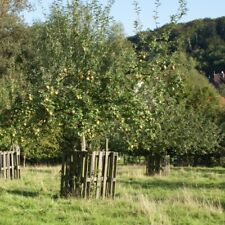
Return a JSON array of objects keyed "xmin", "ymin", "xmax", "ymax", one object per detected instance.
[{"xmin": 0, "ymin": 165, "xmax": 224, "ymax": 225}]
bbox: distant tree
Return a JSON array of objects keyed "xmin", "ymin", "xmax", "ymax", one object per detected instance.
[
  {"xmin": 0, "ymin": 0, "xmax": 30, "ymax": 17},
  {"xmin": 0, "ymin": 0, "xmax": 31, "ymax": 149}
]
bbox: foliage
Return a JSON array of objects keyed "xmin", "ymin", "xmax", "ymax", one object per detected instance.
[
  {"xmin": 0, "ymin": 0, "xmax": 31, "ymax": 149},
  {"xmin": 128, "ymin": 11, "xmax": 224, "ymax": 158},
  {"xmin": 0, "ymin": 0, "xmax": 224, "ymax": 163},
  {"xmin": 0, "ymin": 0, "xmax": 30, "ymax": 17},
  {"xmin": 21, "ymin": 0, "xmax": 140, "ymax": 154},
  {"xmin": 153, "ymin": 53, "xmax": 222, "ymax": 158}
]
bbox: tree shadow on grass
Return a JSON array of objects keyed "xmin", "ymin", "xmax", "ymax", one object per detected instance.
[
  {"xmin": 6, "ymin": 189, "xmax": 40, "ymax": 197},
  {"xmin": 173, "ymin": 167, "xmax": 225, "ymax": 175},
  {"xmin": 119, "ymin": 178, "xmax": 225, "ymax": 191},
  {"xmin": 28, "ymin": 168, "xmax": 52, "ymax": 174},
  {"xmin": 220, "ymin": 200, "xmax": 225, "ymax": 211},
  {"xmin": 119, "ymin": 178, "xmax": 225, "ymax": 210}
]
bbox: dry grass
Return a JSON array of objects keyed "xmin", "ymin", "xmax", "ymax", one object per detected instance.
[
  {"xmin": 0, "ymin": 165, "xmax": 224, "ymax": 225},
  {"xmin": 171, "ymin": 188, "xmax": 223, "ymax": 214}
]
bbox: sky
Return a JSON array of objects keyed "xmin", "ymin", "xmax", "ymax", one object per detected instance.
[{"xmin": 22, "ymin": 0, "xmax": 225, "ymax": 36}]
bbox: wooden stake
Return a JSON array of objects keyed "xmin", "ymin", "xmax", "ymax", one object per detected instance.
[
  {"xmin": 105, "ymin": 138, "xmax": 109, "ymax": 151},
  {"xmin": 81, "ymin": 134, "xmax": 86, "ymax": 151}
]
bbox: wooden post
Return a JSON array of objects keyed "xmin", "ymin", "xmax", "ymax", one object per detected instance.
[
  {"xmin": 0, "ymin": 152, "xmax": 1, "ymax": 178},
  {"xmin": 3, "ymin": 152, "xmax": 6, "ymax": 179},
  {"xmin": 105, "ymin": 138, "xmax": 109, "ymax": 151},
  {"xmin": 16, "ymin": 148, "xmax": 21, "ymax": 179},
  {"xmin": 81, "ymin": 134, "xmax": 86, "ymax": 151},
  {"xmin": 11, "ymin": 151, "xmax": 14, "ymax": 179}
]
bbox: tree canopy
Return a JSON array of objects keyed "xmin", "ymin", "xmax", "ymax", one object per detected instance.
[{"xmin": 0, "ymin": 0, "xmax": 224, "ymax": 164}]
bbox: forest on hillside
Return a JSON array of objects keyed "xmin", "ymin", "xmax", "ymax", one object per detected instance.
[
  {"xmin": 0, "ymin": 0, "xmax": 225, "ymax": 166},
  {"xmin": 130, "ymin": 16, "xmax": 225, "ymax": 77},
  {"xmin": 172, "ymin": 17, "xmax": 225, "ymax": 76}
]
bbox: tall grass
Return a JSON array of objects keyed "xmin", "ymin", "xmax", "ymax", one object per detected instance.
[{"xmin": 0, "ymin": 165, "xmax": 224, "ymax": 225}]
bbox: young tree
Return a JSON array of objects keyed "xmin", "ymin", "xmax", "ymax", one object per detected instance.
[{"xmin": 20, "ymin": 0, "xmax": 139, "ymax": 154}]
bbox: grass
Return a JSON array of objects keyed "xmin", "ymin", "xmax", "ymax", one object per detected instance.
[{"xmin": 0, "ymin": 165, "xmax": 225, "ymax": 225}]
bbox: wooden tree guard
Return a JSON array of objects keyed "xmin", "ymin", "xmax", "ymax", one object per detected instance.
[
  {"xmin": 60, "ymin": 149, "xmax": 118, "ymax": 198},
  {"xmin": 0, "ymin": 145, "xmax": 21, "ymax": 179},
  {"xmin": 161, "ymin": 155, "xmax": 170, "ymax": 176},
  {"xmin": 146, "ymin": 154, "xmax": 170, "ymax": 176}
]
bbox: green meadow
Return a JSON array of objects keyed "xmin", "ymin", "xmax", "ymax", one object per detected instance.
[{"xmin": 0, "ymin": 165, "xmax": 224, "ymax": 225}]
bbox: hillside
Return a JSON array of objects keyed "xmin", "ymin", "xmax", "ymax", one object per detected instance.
[
  {"xmin": 171, "ymin": 16, "xmax": 225, "ymax": 77},
  {"xmin": 129, "ymin": 16, "xmax": 225, "ymax": 96}
]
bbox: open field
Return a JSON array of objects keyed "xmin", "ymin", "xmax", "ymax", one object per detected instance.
[{"xmin": 0, "ymin": 165, "xmax": 225, "ymax": 225}]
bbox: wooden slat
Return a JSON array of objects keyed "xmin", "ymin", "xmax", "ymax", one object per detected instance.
[
  {"xmin": 11, "ymin": 152, "xmax": 14, "ymax": 179},
  {"xmin": 60, "ymin": 152, "xmax": 66, "ymax": 196},
  {"xmin": 0, "ymin": 152, "xmax": 3, "ymax": 177},
  {"xmin": 112, "ymin": 153, "xmax": 118, "ymax": 198},
  {"xmin": 65, "ymin": 155, "xmax": 70, "ymax": 194},
  {"xmin": 90, "ymin": 151, "xmax": 96, "ymax": 197},
  {"xmin": 7, "ymin": 152, "xmax": 10, "ymax": 178},
  {"xmin": 83, "ymin": 152, "xmax": 89, "ymax": 198},
  {"xmin": 16, "ymin": 150, "xmax": 21, "ymax": 179},
  {"xmin": 90, "ymin": 151, "xmax": 96, "ymax": 178},
  {"xmin": 109, "ymin": 152, "xmax": 115, "ymax": 197},
  {"xmin": 102, "ymin": 152, "xmax": 109, "ymax": 199},
  {"xmin": 96, "ymin": 151, "xmax": 103, "ymax": 199},
  {"xmin": 3, "ymin": 152, "xmax": 6, "ymax": 179},
  {"xmin": 86, "ymin": 153, "xmax": 92, "ymax": 198},
  {"xmin": 77, "ymin": 151, "xmax": 83, "ymax": 197}
]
